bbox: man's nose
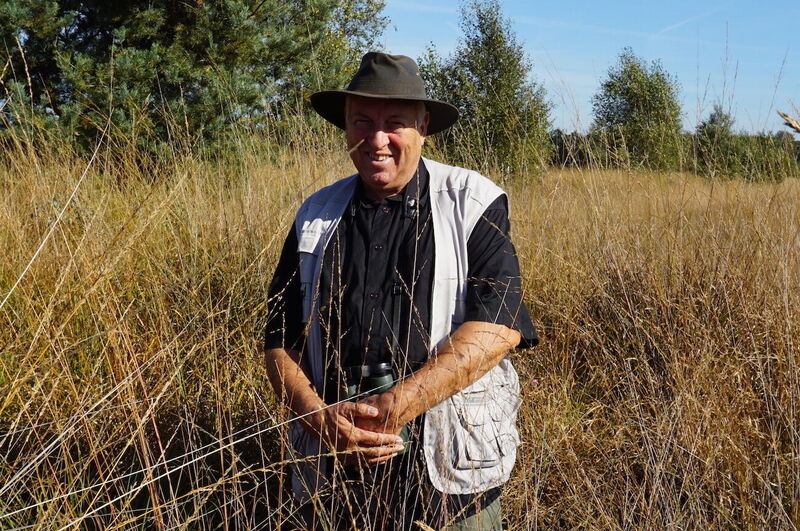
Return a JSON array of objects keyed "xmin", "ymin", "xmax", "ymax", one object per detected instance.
[{"xmin": 364, "ymin": 127, "xmax": 389, "ymax": 148}]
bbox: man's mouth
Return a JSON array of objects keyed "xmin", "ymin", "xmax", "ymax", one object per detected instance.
[{"xmin": 367, "ymin": 153, "xmax": 391, "ymax": 162}]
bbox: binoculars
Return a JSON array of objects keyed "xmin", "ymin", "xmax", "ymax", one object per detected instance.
[{"xmin": 345, "ymin": 362, "xmax": 409, "ymax": 454}]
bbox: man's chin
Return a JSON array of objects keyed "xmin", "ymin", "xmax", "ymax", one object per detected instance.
[{"xmin": 359, "ymin": 173, "xmax": 394, "ymax": 188}]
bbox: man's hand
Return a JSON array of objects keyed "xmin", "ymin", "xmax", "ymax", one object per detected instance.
[
  {"xmin": 352, "ymin": 391, "xmax": 406, "ymax": 435},
  {"xmin": 265, "ymin": 347, "xmax": 405, "ymax": 466},
  {"xmin": 313, "ymin": 401, "xmax": 405, "ymax": 465}
]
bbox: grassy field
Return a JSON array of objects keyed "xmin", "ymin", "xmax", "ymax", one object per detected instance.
[{"xmin": 1, "ymin": 142, "xmax": 798, "ymax": 529}]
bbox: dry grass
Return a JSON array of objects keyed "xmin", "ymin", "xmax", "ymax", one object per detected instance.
[
  {"xmin": 1, "ymin": 143, "xmax": 798, "ymax": 529},
  {"xmin": 778, "ymin": 109, "xmax": 800, "ymax": 134},
  {"xmin": 507, "ymin": 168, "xmax": 799, "ymax": 529}
]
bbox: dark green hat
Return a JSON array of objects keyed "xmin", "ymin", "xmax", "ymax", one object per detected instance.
[{"xmin": 310, "ymin": 52, "xmax": 459, "ymax": 135}]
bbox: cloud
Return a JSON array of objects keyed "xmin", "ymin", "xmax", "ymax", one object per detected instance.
[
  {"xmin": 513, "ymin": 15, "xmax": 652, "ymax": 40},
  {"xmin": 512, "ymin": 14, "xmax": 777, "ymax": 53},
  {"xmin": 655, "ymin": 8, "xmax": 722, "ymax": 36}
]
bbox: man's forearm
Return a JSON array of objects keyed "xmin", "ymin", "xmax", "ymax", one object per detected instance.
[
  {"xmin": 264, "ymin": 347, "xmax": 326, "ymax": 434},
  {"xmin": 379, "ymin": 321, "xmax": 521, "ymax": 428}
]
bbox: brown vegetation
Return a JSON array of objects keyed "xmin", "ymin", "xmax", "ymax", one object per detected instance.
[
  {"xmin": 778, "ymin": 109, "xmax": 800, "ymax": 135},
  {"xmin": 1, "ymin": 140, "xmax": 798, "ymax": 528}
]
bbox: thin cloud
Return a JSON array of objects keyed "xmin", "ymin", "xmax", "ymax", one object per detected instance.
[
  {"xmin": 655, "ymin": 8, "xmax": 721, "ymax": 36},
  {"xmin": 513, "ymin": 14, "xmax": 777, "ymax": 53},
  {"xmin": 389, "ymin": 1, "xmax": 456, "ymax": 14},
  {"xmin": 513, "ymin": 15, "xmax": 651, "ymax": 40}
]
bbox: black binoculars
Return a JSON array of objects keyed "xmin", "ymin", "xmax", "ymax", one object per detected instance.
[{"xmin": 344, "ymin": 362, "xmax": 409, "ymax": 454}]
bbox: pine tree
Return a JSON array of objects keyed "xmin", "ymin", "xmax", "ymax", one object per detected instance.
[{"xmin": 0, "ymin": 0, "xmax": 386, "ymax": 155}]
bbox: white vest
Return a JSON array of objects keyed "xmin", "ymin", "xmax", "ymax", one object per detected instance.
[{"xmin": 288, "ymin": 157, "xmax": 522, "ymax": 499}]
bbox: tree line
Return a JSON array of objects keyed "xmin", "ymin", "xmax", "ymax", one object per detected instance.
[
  {"xmin": 1, "ymin": 0, "xmax": 797, "ymax": 180},
  {"xmin": 548, "ymin": 49, "xmax": 798, "ymax": 182},
  {"xmin": 419, "ymin": 2, "xmax": 797, "ymax": 182}
]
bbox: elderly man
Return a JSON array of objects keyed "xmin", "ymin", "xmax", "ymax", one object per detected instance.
[{"xmin": 263, "ymin": 52, "xmax": 537, "ymax": 530}]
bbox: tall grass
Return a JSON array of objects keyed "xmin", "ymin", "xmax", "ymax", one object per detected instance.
[
  {"xmin": 507, "ymin": 168, "xmax": 799, "ymax": 529},
  {"xmin": 1, "ymin": 124, "xmax": 798, "ymax": 528}
]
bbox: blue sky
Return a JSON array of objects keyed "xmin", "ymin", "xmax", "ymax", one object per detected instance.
[{"xmin": 381, "ymin": 1, "xmax": 799, "ymax": 134}]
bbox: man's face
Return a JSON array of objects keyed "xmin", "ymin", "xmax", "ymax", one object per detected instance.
[{"xmin": 345, "ymin": 96, "xmax": 429, "ymax": 200}]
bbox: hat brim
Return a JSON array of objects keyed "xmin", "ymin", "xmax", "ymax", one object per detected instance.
[{"xmin": 310, "ymin": 90, "xmax": 459, "ymax": 135}]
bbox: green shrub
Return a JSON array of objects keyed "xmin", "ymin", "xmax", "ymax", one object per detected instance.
[
  {"xmin": 695, "ymin": 105, "xmax": 798, "ymax": 181},
  {"xmin": 591, "ymin": 47, "xmax": 682, "ymax": 171}
]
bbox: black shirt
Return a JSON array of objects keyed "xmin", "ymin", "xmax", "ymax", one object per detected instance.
[{"xmin": 264, "ymin": 160, "xmax": 537, "ymax": 382}]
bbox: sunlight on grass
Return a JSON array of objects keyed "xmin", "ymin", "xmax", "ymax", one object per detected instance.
[{"xmin": 1, "ymin": 138, "xmax": 798, "ymax": 527}]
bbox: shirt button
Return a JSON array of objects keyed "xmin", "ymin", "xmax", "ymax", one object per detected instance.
[
  {"xmin": 369, "ymin": 292, "xmax": 379, "ymax": 300},
  {"xmin": 373, "ymin": 244, "xmax": 383, "ymax": 251},
  {"xmin": 382, "ymin": 206, "xmax": 390, "ymax": 214}
]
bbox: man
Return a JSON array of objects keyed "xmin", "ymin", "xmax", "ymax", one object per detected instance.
[{"xmin": 263, "ymin": 52, "xmax": 537, "ymax": 530}]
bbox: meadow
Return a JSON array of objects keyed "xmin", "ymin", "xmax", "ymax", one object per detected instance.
[{"xmin": 1, "ymin": 134, "xmax": 798, "ymax": 529}]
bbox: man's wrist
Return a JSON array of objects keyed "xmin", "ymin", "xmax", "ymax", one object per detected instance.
[
  {"xmin": 305, "ymin": 411, "xmax": 333, "ymax": 445},
  {"xmin": 292, "ymin": 395, "xmax": 327, "ymax": 438},
  {"xmin": 389, "ymin": 380, "xmax": 426, "ymax": 426}
]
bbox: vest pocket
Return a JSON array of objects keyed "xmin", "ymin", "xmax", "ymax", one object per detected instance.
[
  {"xmin": 298, "ymin": 253, "xmax": 315, "ymax": 323},
  {"xmin": 297, "ymin": 229, "xmax": 321, "ymax": 323},
  {"xmin": 453, "ymin": 388, "xmax": 503, "ymax": 470}
]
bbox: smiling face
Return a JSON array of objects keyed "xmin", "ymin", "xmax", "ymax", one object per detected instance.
[{"xmin": 345, "ymin": 95, "xmax": 429, "ymax": 200}]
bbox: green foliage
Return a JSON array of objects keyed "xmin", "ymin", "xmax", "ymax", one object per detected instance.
[
  {"xmin": 418, "ymin": 0, "xmax": 551, "ymax": 178},
  {"xmin": 694, "ymin": 105, "xmax": 798, "ymax": 181},
  {"xmin": 550, "ymin": 129, "xmax": 603, "ymax": 168},
  {"xmin": 0, "ymin": 0, "xmax": 385, "ymax": 157},
  {"xmin": 696, "ymin": 104, "xmax": 737, "ymax": 177},
  {"xmin": 728, "ymin": 132, "xmax": 797, "ymax": 182},
  {"xmin": 592, "ymin": 47, "xmax": 682, "ymax": 170}
]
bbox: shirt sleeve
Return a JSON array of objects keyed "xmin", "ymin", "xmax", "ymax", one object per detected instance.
[
  {"xmin": 464, "ymin": 195, "xmax": 539, "ymax": 348},
  {"xmin": 263, "ymin": 225, "xmax": 306, "ymax": 351}
]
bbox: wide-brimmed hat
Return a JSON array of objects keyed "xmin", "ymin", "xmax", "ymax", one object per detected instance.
[{"xmin": 310, "ymin": 52, "xmax": 459, "ymax": 135}]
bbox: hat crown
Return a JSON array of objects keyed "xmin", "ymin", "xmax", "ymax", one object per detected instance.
[
  {"xmin": 309, "ymin": 51, "xmax": 459, "ymax": 134},
  {"xmin": 346, "ymin": 52, "xmax": 427, "ymax": 98}
]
